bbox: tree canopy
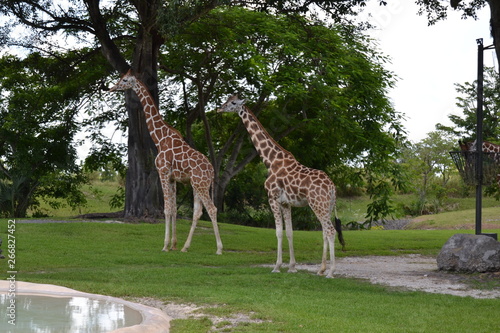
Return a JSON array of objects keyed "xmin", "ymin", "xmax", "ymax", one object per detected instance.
[
  {"xmin": 158, "ymin": 7, "xmax": 406, "ymax": 223},
  {"xmin": 0, "ymin": 0, "xmax": 400, "ymax": 219},
  {"xmin": 0, "ymin": 53, "xmax": 89, "ymax": 217},
  {"xmin": 0, "ymin": 0, "xmax": 407, "ymax": 223}
]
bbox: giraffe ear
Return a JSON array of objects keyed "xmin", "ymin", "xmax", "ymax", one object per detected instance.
[{"xmin": 238, "ymin": 99, "xmax": 245, "ymax": 105}]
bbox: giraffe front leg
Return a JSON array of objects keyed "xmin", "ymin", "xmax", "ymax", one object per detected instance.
[
  {"xmin": 269, "ymin": 198, "xmax": 284, "ymax": 273},
  {"xmin": 162, "ymin": 207, "xmax": 171, "ymax": 252},
  {"xmin": 169, "ymin": 181, "xmax": 177, "ymax": 250},
  {"xmin": 160, "ymin": 177, "xmax": 176, "ymax": 252},
  {"xmin": 282, "ymin": 204, "xmax": 296, "ymax": 273}
]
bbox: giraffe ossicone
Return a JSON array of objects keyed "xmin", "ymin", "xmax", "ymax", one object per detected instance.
[
  {"xmin": 110, "ymin": 69, "xmax": 223, "ymax": 255},
  {"xmin": 218, "ymin": 94, "xmax": 345, "ymax": 278}
]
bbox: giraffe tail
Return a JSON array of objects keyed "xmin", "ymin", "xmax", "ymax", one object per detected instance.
[{"xmin": 334, "ymin": 217, "xmax": 346, "ymax": 252}]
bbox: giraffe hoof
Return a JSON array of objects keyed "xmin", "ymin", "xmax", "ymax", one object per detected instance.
[
  {"xmin": 161, "ymin": 247, "xmax": 169, "ymax": 252},
  {"xmin": 272, "ymin": 269, "xmax": 281, "ymax": 273},
  {"xmin": 180, "ymin": 248, "xmax": 188, "ymax": 253},
  {"xmin": 325, "ymin": 274, "xmax": 335, "ymax": 279},
  {"xmin": 288, "ymin": 268, "xmax": 297, "ymax": 273},
  {"xmin": 216, "ymin": 250, "xmax": 222, "ymax": 255}
]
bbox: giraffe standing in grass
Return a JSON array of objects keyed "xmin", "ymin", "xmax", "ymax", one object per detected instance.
[
  {"xmin": 218, "ymin": 95, "xmax": 345, "ymax": 278},
  {"xmin": 110, "ymin": 69, "xmax": 223, "ymax": 254}
]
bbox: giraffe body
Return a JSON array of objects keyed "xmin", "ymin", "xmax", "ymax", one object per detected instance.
[
  {"xmin": 110, "ymin": 70, "xmax": 222, "ymax": 254},
  {"xmin": 218, "ymin": 95, "xmax": 345, "ymax": 278}
]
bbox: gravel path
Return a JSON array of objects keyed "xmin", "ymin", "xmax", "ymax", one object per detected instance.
[{"xmin": 297, "ymin": 254, "xmax": 500, "ymax": 299}]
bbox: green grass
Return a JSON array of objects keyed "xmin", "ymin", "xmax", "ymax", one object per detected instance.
[
  {"xmin": 408, "ymin": 206, "xmax": 500, "ymax": 230},
  {"xmin": 33, "ymin": 181, "xmax": 122, "ymax": 217},
  {"xmin": 336, "ymin": 194, "xmax": 500, "ymax": 223},
  {"xmin": 1, "ymin": 219, "xmax": 499, "ymax": 332}
]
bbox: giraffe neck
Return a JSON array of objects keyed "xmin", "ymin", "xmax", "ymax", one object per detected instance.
[
  {"xmin": 132, "ymin": 80, "xmax": 180, "ymax": 148},
  {"xmin": 238, "ymin": 106, "xmax": 294, "ymax": 169}
]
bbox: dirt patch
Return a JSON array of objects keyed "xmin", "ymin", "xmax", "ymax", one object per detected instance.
[
  {"xmin": 128, "ymin": 297, "xmax": 267, "ymax": 332},
  {"xmin": 296, "ymin": 254, "xmax": 500, "ymax": 299}
]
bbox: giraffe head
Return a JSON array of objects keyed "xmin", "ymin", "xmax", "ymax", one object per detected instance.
[
  {"xmin": 458, "ymin": 140, "xmax": 469, "ymax": 152},
  {"xmin": 109, "ymin": 69, "xmax": 137, "ymax": 92},
  {"xmin": 217, "ymin": 95, "xmax": 245, "ymax": 113}
]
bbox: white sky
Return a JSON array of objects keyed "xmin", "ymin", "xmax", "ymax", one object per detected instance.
[{"xmin": 359, "ymin": 1, "xmax": 496, "ymax": 143}]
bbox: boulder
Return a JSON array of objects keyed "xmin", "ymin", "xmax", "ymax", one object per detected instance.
[{"xmin": 437, "ymin": 233, "xmax": 500, "ymax": 273}]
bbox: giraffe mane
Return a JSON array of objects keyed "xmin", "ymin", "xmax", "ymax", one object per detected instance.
[{"xmin": 243, "ymin": 105, "xmax": 295, "ymax": 158}]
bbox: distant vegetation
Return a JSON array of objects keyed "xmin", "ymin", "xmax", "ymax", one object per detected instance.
[{"xmin": 30, "ymin": 171, "xmax": 500, "ymax": 232}]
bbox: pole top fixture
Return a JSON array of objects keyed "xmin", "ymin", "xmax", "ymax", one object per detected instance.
[{"xmin": 476, "ymin": 38, "xmax": 483, "ymax": 46}]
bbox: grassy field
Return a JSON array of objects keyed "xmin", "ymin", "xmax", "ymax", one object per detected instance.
[
  {"xmin": 1, "ymin": 218, "xmax": 499, "ymax": 332},
  {"xmin": 5, "ymin": 182, "xmax": 500, "ymax": 332},
  {"xmin": 35, "ymin": 180, "xmax": 500, "ymax": 222}
]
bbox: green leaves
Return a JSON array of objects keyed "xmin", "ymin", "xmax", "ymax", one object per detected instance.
[
  {"xmin": 160, "ymin": 7, "xmax": 405, "ymax": 223},
  {"xmin": 0, "ymin": 53, "xmax": 91, "ymax": 217}
]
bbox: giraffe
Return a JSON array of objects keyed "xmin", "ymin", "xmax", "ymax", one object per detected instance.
[
  {"xmin": 459, "ymin": 140, "xmax": 500, "ymax": 188},
  {"xmin": 218, "ymin": 95, "xmax": 345, "ymax": 278},
  {"xmin": 110, "ymin": 69, "xmax": 223, "ymax": 255}
]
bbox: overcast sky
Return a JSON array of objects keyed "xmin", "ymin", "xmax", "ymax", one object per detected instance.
[{"xmin": 359, "ymin": 1, "xmax": 496, "ymax": 143}]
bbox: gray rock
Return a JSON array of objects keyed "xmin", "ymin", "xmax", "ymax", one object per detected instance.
[{"xmin": 437, "ymin": 234, "xmax": 500, "ymax": 273}]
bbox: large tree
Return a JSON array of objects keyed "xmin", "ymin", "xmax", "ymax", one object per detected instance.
[
  {"xmin": 0, "ymin": 0, "xmax": 379, "ymax": 219},
  {"xmin": 160, "ymin": 7, "xmax": 406, "ymax": 223},
  {"xmin": 401, "ymin": 131, "xmax": 457, "ymax": 215}
]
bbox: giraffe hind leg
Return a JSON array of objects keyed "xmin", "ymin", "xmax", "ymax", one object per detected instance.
[
  {"xmin": 199, "ymin": 189, "xmax": 223, "ymax": 255},
  {"xmin": 318, "ymin": 232, "xmax": 328, "ymax": 276},
  {"xmin": 184, "ymin": 186, "xmax": 223, "ymax": 255},
  {"xmin": 311, "ymin": 202, "xmax": 336, "ymax": 278},
  {"xmin": 282, "ymin": 204, "xmax": 296, "ymax": 273},
  {"xmin": 181, "ymin": 193, "xmax": 202, "ymax": 253},
  {"xmin": 325, "ymin": 229, "xmax": 336, "ymax": 278}
]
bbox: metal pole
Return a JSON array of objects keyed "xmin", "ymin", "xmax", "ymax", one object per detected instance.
[{"xmin": 475, "ymin": 38, "xmax": 484, "ymax": 236}]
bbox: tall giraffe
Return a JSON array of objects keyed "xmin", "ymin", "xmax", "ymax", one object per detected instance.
[
  {"xmin": 110, "ymin": 69, "xmax": 223, "ymax": 254},
  {"xmin": 218, "ymin": 95, "xmax": 345, "ymax": 278}
]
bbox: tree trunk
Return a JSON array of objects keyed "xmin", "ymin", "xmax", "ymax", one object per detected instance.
[
  {"xmin": 488, "ymin": 0, "xmax": 500, "ymax": 69},
  {"xmin": 123, "ymin": 90, "xmax": 163, "ymax": 218},
  {"xmin": 123, "ymin": 3, "xmax": 165, "ymax": 219},
  {"xmin": 87, "ymin": 0, "xmax": 165, "ymax": 218}
]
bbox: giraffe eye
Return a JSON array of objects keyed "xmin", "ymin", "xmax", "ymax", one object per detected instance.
[{"xmin": 231, "ymin": 101, "xmax": 236, "ymax": 105}]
